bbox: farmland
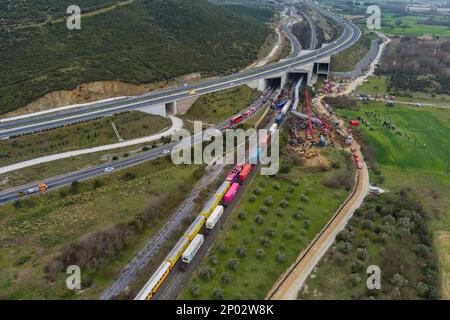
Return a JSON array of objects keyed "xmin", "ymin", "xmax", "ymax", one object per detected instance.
[
  {"xmin": 0, "ymin": 111, "xmax": 171, "ymax": 167},
  {"xmin": 182, "ymin": 150, "xmax": 353, "ymax": 300},
  {"xmin": 381, "ymin": 14, "xmax": 450, "ymax": 37},
  {"xmin": 336, "ymin": 101, "xmax": 450, "ymax": 298},
  {"xmin": 0, "ymin": 157, "xmax": 203, "ymax": 299}
]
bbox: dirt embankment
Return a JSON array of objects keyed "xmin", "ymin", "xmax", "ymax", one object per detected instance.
[{"xmin": 4, "ymin": 73, "xmax": 202, "ymax": 118}]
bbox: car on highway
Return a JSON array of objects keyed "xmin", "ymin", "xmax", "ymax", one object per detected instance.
[
  {"xmin": 243, "ymin": 107, "xmax": 256, "ymax": 117},
  {"xmin": 162, "ymin": 149, "xmax": 171, "ymax": 155},
  {"xmin": 104, "ymin": 167, "xmax": 115, "ymax": 173}
]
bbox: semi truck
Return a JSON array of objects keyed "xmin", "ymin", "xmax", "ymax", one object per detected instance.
[
  {"xmin": 182, "ymin": 234, "xmax": 204, "ymax": 264},
  {"xmin": 17, "ymin": 183, "xmax": 48, "ymax": 197},
  {"xmin": 206, "ymin": 205, "xmax": 224, "ymax": 230}
]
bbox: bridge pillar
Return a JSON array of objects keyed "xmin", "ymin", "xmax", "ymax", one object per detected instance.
[
  {"xmin": 280, "ymin": 73, "xmax": 288, "ymax": 88},
  {"xmin": 137, "ymin": 103, "xmax": 167, "ymax": 117},
  {"xmin": 166, "ymin": 101, "xmax": 178, "ymax": 115}
]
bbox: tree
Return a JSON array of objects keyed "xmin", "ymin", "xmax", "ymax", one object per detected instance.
[
  {"xmin": 212, "ymin": 287, "xmax": 224, "ymax": 300},
  {"xmin": 356, "ymin": 248, "xmax": 369, "ymax": 261}
]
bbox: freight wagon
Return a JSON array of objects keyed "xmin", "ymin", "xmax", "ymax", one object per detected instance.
[
  {"xmin": 182, "ymin": 234, "xmax": 204, "ymax": 264},
  {"xmin": 206, "ymin": 205, "xmax": 224, "ymax": 230},
  {"xmin": 239, "ymin": 164, "xmax": 252, "ymax": 182},
  {"xmin": 224, "ymin": 182, "xmax": 240, "ymax": 204}
]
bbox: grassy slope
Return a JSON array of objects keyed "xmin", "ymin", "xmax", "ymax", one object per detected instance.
[
  {"xmin": 182, "ymin": 86, "xmax": 260, "ymax": 125},
  {"xmin": 182, "ymin": 151, "xmax": 352, "ymax": 300},
  {"xmin": 0, "ymin": 111, "xmax": 171, "ymax": 166},
  {"xmin": 0, "ymin": 158, "xmax": 201, "ymax": 299},
  {"xmin": 337, "ymin": 101, "xmax": 450, "ymax": 298},
  {"xmin": 331, "ymin": 32, "xmax": 377, "ymax": 72},
  {"xmin": 0, "ymin": 0, "xmax": 270, "ymax": 115}
]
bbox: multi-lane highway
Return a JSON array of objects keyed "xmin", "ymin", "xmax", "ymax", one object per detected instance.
[
  {"xmin": 0, "ymin": 6, "xmax": 360, "ymax": 140},
  {"xmin": 0, "ymin": 90, "xmax": 274, "ymax": 205}
]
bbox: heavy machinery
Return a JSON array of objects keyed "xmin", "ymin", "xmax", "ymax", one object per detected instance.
[{"xmin": 17, "ymin": 183, "xmax": 48, "ymax": 197}]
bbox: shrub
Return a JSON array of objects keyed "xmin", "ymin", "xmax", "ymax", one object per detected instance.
[
  {"xmin": 255, "ymin": 215, "xmax": 265, "ymax": 225},
  {"xmin": 283, "ymin": 230, "xmax": 294, "ymax": 239},
  {"xmin": 232, "ymin": 222, "xmax": 239, "ymax": 230},
  {"xmin": 264, "ymin": 196, "xmax": 274, "ymax": 206},
  {"xmin": 276, "ymin": 252, "xmax": 287, "ymax": 263},
  {"xmin": 259, "ymin": 206, "xmax": 268, "ymax": 215},
  {"xmin": 212, "ymin": 287, "xmax": 224, "ymax": 300},
  {"xmin": 266, "ymin": 227, "xmax": 277, "ymax": 237},
  {"xmin": 273, "ymin": 183, "xmax": 280, "ymax": 190},
  {"xmin": 351, "ymin": 260, "xmax": 365, "ymax": 273},
  {"xmin": 362, "ymin": 219, "xmax": 374, "ymax": 231},
  {"xmin": 221, "ymin": 272, "xmax": 232, "ymax": 284},
  {"xmin": 304, "ymin": 218, "xmax": 311, "ymax": 228},
  {"xmin": 260, "ymin": 236, "xmax": 273, "ymax": 247},
  {"xmin": 254, "ymin": 187, "xmax": 263, "ymax": 195},
  {"xmin": 238, "ymin": 212, "xmax": 247, "ymax": 220},
  {"xmin": 338, "ymin": 241, "xmax": 353, "ymax": 254},
  {"xmin": 93, "ymin": 179, "xmax": 104, "ymax": 189},
  {"xmin": 356, "ymin": 248, "xmax": 369, "ymax": 261},
  {"xmin": 336, "ymin": 229, "xmax": 351, "ymax": 242},
  {"xmin": 190, "ymin": 285, "xmax": 201, "ymax": 297},
  {"xmin": 280, "ymin": 199, "xmax": 289, "ymax": 208},
  {"xmin": 209, "ymin": 255, "xmax": 218, "ymax": 266},
  {"xmin": 228, "ymin": 259, "xmax": 240, "ymax": 271},
  {"xmin": 236, "ymin": 246, "xmax": 248, "ymax": 258},
  {"xmin": 200, "ymin": 267, "xmax": 216, "ymax": 281},
  {"xmin": 293, "ymin": 212, "xmax": 302, "ymax": 220},
  {"xmin": 121, "ymin": 172, "xmax": 137, "ymax": 181},
  {"xmin": 276, "ymin": 208, "xmax": 285, "ymax": 217},
  {"xmin": 249, "ymin": 195, "xmax": 256, "ymax": 202},
  {"xmin": 218, "ymin": 243, "xmax": 229, "ymax": 253},
  {"xmin": 255, "ymin": 248, "xmax": 266, "ymax": 259},
  {"xmin": 299, "ymin": 194, "xmax": 309, "ymax": 202}
]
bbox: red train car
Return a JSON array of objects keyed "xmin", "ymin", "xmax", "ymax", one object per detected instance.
[{"xmin": 239, "ymin": 164, "xmax": 252, "ymax": 182}]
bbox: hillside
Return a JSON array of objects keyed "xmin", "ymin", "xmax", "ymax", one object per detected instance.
[{"xmin": 0, "ymin": 0, "xmax": 272, "ymax": 115}]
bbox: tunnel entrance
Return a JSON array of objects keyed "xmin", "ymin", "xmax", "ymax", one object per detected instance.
[{"xmin": 266, "ymin": 77, "xmax": 281, "ymax": 89}]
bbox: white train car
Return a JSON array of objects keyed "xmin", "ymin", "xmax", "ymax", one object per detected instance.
[
  {"xmin": 182, "ymin": 234, "xmax": 204, "ymax": 264},
  {"xmin": 206, "ymin": 205, "xmax": 224, "ymax": 230},
  {"xmin": 269, "ymin": 123, "xmax": 278, "ymax": 136},
  {"xmin": 281, "ymin": 100, "xmax": 291, "ymax": 115},
  {"xmin": 134, "ymin": 261, "xmax": 171, "ymax": 300}
]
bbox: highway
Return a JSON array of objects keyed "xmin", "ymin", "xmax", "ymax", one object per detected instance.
[
  {"xmin": 0, "ymin": 6, "xmax": 360, "ymax": 140},
  {"xmin": 0, "ymin": 90, "xmax": 273, "ymax": 205}
]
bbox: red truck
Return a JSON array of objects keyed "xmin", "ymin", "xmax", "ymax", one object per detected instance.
[{"xmin": 239, "ymin": 164, "xmax": 253, "ymax": 182}]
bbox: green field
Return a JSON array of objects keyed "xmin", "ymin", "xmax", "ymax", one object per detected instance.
[
  {"xmin": 0, "ymin": 111, "xmax": 171, "ymax": 167},
  {"xmin": 0, "ymin": 157, "xmax": 202, "ymax": 299},
  {"xmin": 0, "ymin": 0, "xmax": 271, "ymax": 115},
  {"xmin": 381, "ymin": 15, "xmax": 450, "ymax": 37},
  {"xmin": 182, "ymin": 85, "xmax": 260, "ymax": 125},
  {"xmin": 336, "ymin": 100, "xmax": 450, "ymax": 298},
  {"xmin": 182, "ymin": 150, "xmax": 353, "ymax": 300}
]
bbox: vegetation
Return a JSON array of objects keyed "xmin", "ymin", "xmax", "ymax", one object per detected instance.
[
  {"xmin": 0, "ymin": 111, "xmax": 171, "ymax": 166},
  {"xmin": 376, "ymin": 38, "xmax": 450, "ymax": 96},
  {"xmin": 300, "ymin": 192, "xmax": 440, "ymax": 300},
  {"xmin": 381, "ymin": 14, "xmax": 450, "ymax": 37},
  {"xmin": 0, "ymin": 156, "xmax": 203, "ymax": 299},
  {"xmin": 182, "ymin": 85, "xmax": 260, "ymax": 125},
  {"xmin": 182, "ymin": 151, "xmax": 353, "ymax": 300},
  {"xmin": 0, "ymin": 0, "xmax": 271, "ymax": 114},
  {"xmin": 331, "ymin": 32, "xmax": 378, "ymax": 72}
]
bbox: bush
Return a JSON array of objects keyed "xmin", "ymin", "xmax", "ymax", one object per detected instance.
[
  {"xmin": 351, "ymin": 260, "xmax": 365, "ymax": 273},
  {"xmin": 212, "ymin": 287, "xmax": 224, "ymax": 300},
  {"xmin": 280, "ymin": 157, "xmax": 293, "ymax": 173},
  {"xmin": 121, "ymin": 172, "xmax": 137, "ymax": 181},
  {"xmin": 218, "ymin": 243, "xmax": 229, "ymax": 253},
  {"xmin": 209, "ymin": 255, "xmax": 218, "ymax": 266},
  {"xmin": 266, "ymin": 227, "xmax": 277, "ymax": 238},
  {"xmin": 356, "ymin": 248, "xmax": 369, "ymax": 261},
  {"xmin": 362, "ymin": 219, "xmax": 374, "ymax": 231},
  {"xmin": 236, "ymin": 246, "xmax": 248, "ymax": 258},
  {"xmin": 190, "ymin": 285, "xmax": 201, "ymax": 297},
  {"xmin": 93, "ymin": 179, "xmax": 104, "ymax": 189},
  {"xmin": 347, "ymin": 273, "xmax": 362, "ymax": 287},
  {"xmin": 200, "ymin": 267, "xmax": 216, "ymax": 281},
  {"xmin": 70, "ymin": 181, "xmax": 81, "ymax": 194},
  {"xmin": 221, "ymin": 272, "xmax": 232, "ymax": 284},
  {"xmin": 259, "ymin": 206, "xmax": 268, "ymax": 215},
  {"xmin": 279, "ymin": 199, "xmax": 289, "ymax": 208},
  {"xmin": 338, "ymin": 241, "xmax": 353, "ymax": 254},
  {"xmin": 264, "ymin": 196, "xmax": 274, "ymax": 206},
  {"xmin": 273, "ymin": 182, "xmax": 281, "ymax": 190},
  {"xmin": 238, "ymin": 212, "xmax": 247, "ymax": 220},
  {"xmin": 228, "ymin": 259, "xmax": 240, "ymax": 271},
  {"xmin": 293, "ymin": 212, "xmax": 303, "ymax": 220},
  {"xmin": 299, "ymin": 194, "xmax": 309, "ymax": 202},
  {"xmin": 255, "ymin": 248, "xmax": 266, "ymax": 259},
  {"xmin": 276, "ymin": 252, "xmax": 287, "ymax": 263},
  {"xmin": 276, "ymin": 208, "xmax": 285, "ymax": 217},
  {"xmin": 336, "ymin": 229, "xmax": 351, "ymax": 242},
  {"xmin": 249, "ymin": 195, "xmax": 256, "ymax": 202},
  {"xmin": 260, "ymin": 236, "xmax": 273, "ymax": 247},
  {"xmin": 254, "ymin": 187, "xmax": 262, "ymax": 195},
  {"xmin": 283, "ymin": 230, "xmax": 294, "ymax": 239},
  {"xmin": 255, "ymin": 215, "xmax": 265, "ymax": 225},
  {"xmin": 304, "ymin": 218, "xmax": 311, "ymax": 228}
]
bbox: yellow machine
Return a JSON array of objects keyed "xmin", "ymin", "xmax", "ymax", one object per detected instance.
[{"xmin": 189, "ymin": 89, "xmax": 196, "ymax": 95}]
